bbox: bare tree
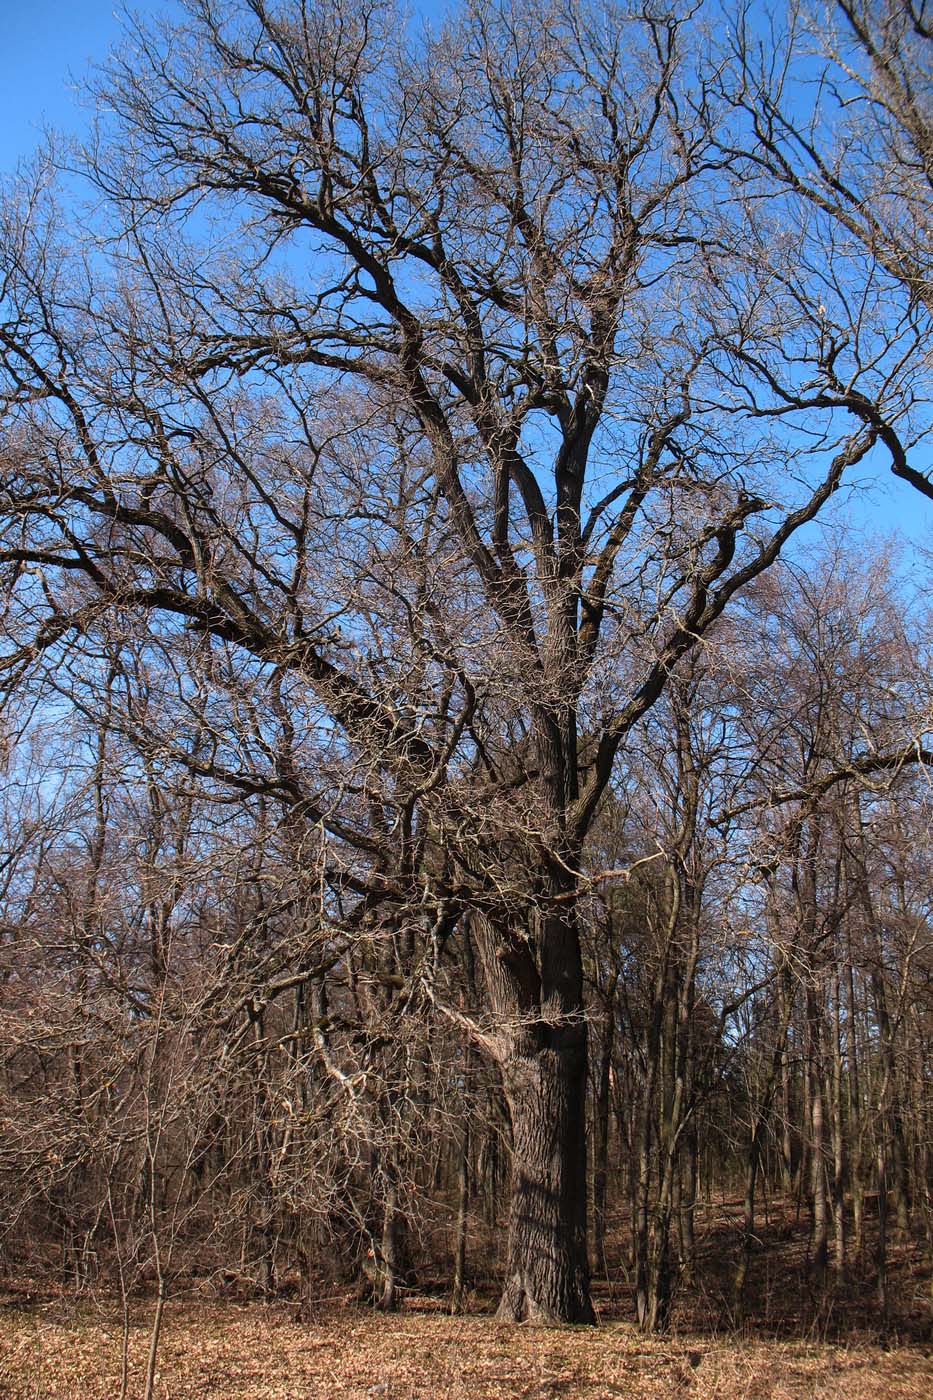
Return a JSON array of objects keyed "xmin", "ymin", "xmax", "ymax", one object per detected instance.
[
  {"xmin": 0, "ymin": 0, "xmax": 926, "ymax": 1324},
  {"xmin": 718, "ymin": 0, "xmax": 933, "ymax": 499}
]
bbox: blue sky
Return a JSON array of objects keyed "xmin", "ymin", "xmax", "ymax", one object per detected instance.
[
  {"xmin": 0, "ymin": 2, "xmax": 161, "ymax": 172},
  {"xmin": 1, "ymin": 0, "xmax": 929, "ymax": 556}
]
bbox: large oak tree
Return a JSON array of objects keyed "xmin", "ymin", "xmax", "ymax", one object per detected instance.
[{"xmin": 0, "ymin": 0, "xmax": 923, "ymax": 1321}]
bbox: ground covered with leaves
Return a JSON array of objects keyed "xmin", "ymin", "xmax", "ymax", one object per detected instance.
[
  {"xmin": 2, "ymin": 1203, "xmax": 930, "ymax": 1398},
  {"xmin": 1, "ymin": 1296, "xmax": 931, "ymax": 1400}
]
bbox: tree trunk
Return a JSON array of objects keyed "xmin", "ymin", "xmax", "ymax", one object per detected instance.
[
  {"xmin": 780, "ymin": 1035, "xmax": 796, "ymax": 1195},
  {"xmin": 830, "ymin": 966, "xmax": 846, "ymax": 1281},
  {"xmin": 876, "ymin": 1132, "xmax": 889, "ymax": 1322},
  {"xmin": 734, "ymin": 1117, "xmax": 764, "ymax": 1319},
  {"xmin": 846, "ymin": 957, "xmax": 865, "ymax": 1263},
  {"xmin": 642, "ymin": 1204, "xmax": 674, "ymax": 1333},
  {"xmin": 590, "ymin": 983, "xmax": 616, "ymax": 1276},
  {"xmin": 497, "ymin": 1036, "xmax": 594, "ymax": 1324},
  {"xmin": 472, "ymin": 851, "xmax": 595, "ymax": 1327},
  {"xmin": 679, "ymin": 1124, "xmax": 698, "ymax": 1283},
  {"xmin": 379, "ymin": 1176, "xmax": 400, "ymax": 1312},
  {"xmin": 808, "ymin": 989, "xmax": 829, "ymax": 1287},
  {"xmin": 892, "ymin": 1111, "xmax": 911, "ymax": 1239},
  {"xmin": 634, "ymin": 1013, "xmax": 660, "ymax": 1330},
  {"xmin": 451, "ymin": 1125, "xmax": 470, "ymax": 1312},
  {"xmin": 734, "ymin": 965, "xmax": 793, "ymax": 1317}
]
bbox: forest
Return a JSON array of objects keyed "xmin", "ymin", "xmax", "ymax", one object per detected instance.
[{"xmin": 0, "ymin": 1, "xmax": 931, "ymax": 1396}]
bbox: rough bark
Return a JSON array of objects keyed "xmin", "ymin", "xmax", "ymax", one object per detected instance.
[
  {"xmin": 474, "ymin": 868, "xmax": 595, "ymax": 1325},
  {"xmin": 497, "ymin": 1033, "xmax": 594, "ymax": 1324}
]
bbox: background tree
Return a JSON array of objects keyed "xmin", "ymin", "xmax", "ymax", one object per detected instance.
[{"xmin": 719, "ymin": 0, "xmax": 933, "ymax": 498}]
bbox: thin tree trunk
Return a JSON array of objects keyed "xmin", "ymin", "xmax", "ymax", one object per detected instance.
[
  {"xmin": 854, "ymin": 802, "xmax": 910, "ymax": 1244},
  {"xmin": 591, "ymin": 976, "xmax": 617, "ymax": 1276},
  {"xmin": 679, "ymin": 1123, "xmax": 698, "ymax": 1283},
  {"xmin": 780, "ymin": 1033, "xmax": 795, "ymax": 1196},
  {"xmin": 830, "ymin": 963, "xmax": 846, "ymax": 1281},
  {"xmin": 634, "ymin": 1002, "xmax": 662, "ymax": 1330},
  {"xmin": 451, "ymin": 1036, "xmax": 474, "ymax": 1314},
  {"xmin": 379, "ymin": 1175, "xmax": 400, "ymax": 1312},
  {"xmin": 451, "ymin": 1122, "xmax": 470, "ymax": 1312},
  {"xmin": 876, "ymin": 1130, "xmax": 889, "ymax": 1322},
  {"xmin": 808, "ymin": 988, "xmax": 829, "ymax": 1287},
  {"xmin": 733, "ymin": 1117, "xmax": 763, "ymax": 1320},
  {"xmin": 143, "ymin": 1277, "xmax": 167, "ymax": 1400},
  {"xmin": 847, "ymin": 950, "xmax": 865, "ymax": 1264},
  {"xmin": 734, "ymin": 962, "xmax": 794, "ymax": 1317}
]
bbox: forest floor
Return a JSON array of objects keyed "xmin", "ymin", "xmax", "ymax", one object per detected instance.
[
  {"xmin": 1, "ymin": 1297, "xmax": 932, "ymax": 1400},
  {"xmin": 1, "ymin": 1200, "xmax": 931, "ymax": 1399}
]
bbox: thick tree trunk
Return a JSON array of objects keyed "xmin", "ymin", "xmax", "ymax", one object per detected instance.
[
  {"xmin": 497, "ymin": 1035, "xmax": 594, "ymax": 1324},
  {"xmin": 473, "ymin": 832, "xmax": 594, "ymax": 1326}
]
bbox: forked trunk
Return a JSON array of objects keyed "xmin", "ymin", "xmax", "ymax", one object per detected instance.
[
  {"xmin": 639, "ymin": 1205, "xmax": 673, "ymax": 1333},
  {"xmin": 497, "ymin": 1035, "xmax": 594, "ymax": 1324}
]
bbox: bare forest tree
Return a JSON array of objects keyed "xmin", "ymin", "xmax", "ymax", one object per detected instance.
[
  {"xmin": 0, "ymin": 0, "xmax": 931, "ymax": 1333},
  {"xmin": 719, "ymin": 0, "xmax": 933, "ymax": 498}
]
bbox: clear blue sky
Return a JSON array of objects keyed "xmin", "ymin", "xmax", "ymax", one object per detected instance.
[
  {"xmin": 1, "ymin": 0, "xmax": 928, "ymax": 555},
  {"xmin": 0, "ymin": 2, "xmax": 165, "ymax": 172}
]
